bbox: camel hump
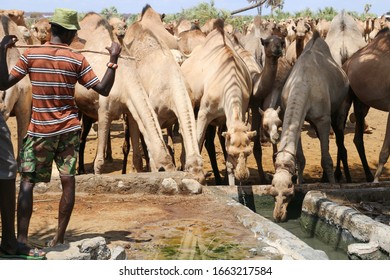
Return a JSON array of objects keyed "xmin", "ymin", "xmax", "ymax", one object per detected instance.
[
  {"xmin": 312, "ymin": 30, "xmax": 321, "ymax": 40},
  {"xmin": 141, "ymin": 4, "xmax": 152, "ymax": 16},
  {"xmin": 376, "ymin": 26, "xmax": 390, "ymax": 38},
  {"xmin": 213, "ymin": 18, "xmax": 225, "ymax": 33}
]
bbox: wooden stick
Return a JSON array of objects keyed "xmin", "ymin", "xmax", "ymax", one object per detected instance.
[{"xmin": 15, "ymin": 44, "xmax": 135, "ymax": 60}]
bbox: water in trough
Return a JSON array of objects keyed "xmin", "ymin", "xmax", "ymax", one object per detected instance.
[{"xmin": 238, "ymin": 192, "xmax": 349, "ymax": 260}]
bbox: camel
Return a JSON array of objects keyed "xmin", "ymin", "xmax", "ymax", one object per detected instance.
[
  {"xmin": 368, "ymin": 16, "xmax": 387, "ymax": 42},
  {"xmin": 77, "ymin": 15, "xmax": 129, "ymax": 174},
  {"xmin": 271, "ymin": 31, "xmax": 350, "ymax": 222},
  {"xmin": 202, "ymin": 34, "xmax": 264, "ymax": 185},
  {"xmin": 342, "ymin": 27, "xmax": 390, "ymax": 183},
  {"xmin": 0, "ymin": 14, "xmax": 32, "ymax": 162},
  {"xmin": 108, "ymin": 17, "xmax": 127, "ymax": 41},
  {"xmin": 177, "ymin": 26, "xmax": 206, "ymax": 55},
  {"xmin": 31, "ymin": 18, "xmax": 51, "ymax": 44},
  {"xmin": 0, "ymin": 9, "xmax": 27, "ymax": 26},
  {"xmin": 316, "ymin": 18, "xmax": 330, "ymax": 39},
  {"xmin": 246, "ymin": 35, "xmax": 286, "ymax": 184},
  {"xmin": 122, "ymin": 5, "xmax": 205, "ymax": 183},
  {"xmin": 362, "ymin": 17, "xmax": 373, "ymax": 42},
  {"xmin": 325, "ymin": 11, "xmax": 367, "ymax": 67},
  {"xmin": 285, "ymin": 18, "xmax": 312, "ymax": 65},
  {"xmin": 239, "ymin": 16, "xmax": 271, "ymax": 68},
  {"xmin": 73, "ymin": 12, "xmax": 176, "ymax": 174},
  {"xmin": 181, "ymin": 19, "xmax": 256, "ymax": 185}
]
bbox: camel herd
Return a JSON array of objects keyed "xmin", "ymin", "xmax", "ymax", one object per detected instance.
[{"xmin": 1, "ymin": 6, "xmax": 390, "ymax": 222}]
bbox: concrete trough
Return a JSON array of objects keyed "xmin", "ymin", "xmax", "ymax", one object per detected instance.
[{"xmin": 301, "ymin": 189, "xmax": 390, "ymax": 260}]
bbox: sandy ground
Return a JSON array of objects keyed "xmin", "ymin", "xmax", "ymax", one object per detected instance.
[{"xmin": 3, "ymin": 107, "xmax": 390, "ymax": 259}]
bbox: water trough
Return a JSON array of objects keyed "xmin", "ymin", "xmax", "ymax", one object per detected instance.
[{"xmin": 216, "ymin": 182, "xmax": 390, "ymax": 260}]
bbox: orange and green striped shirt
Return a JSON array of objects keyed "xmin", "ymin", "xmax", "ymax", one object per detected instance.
[{"xmin": 10, "ymin": 42, "xmax": 99, "ymax": 137}]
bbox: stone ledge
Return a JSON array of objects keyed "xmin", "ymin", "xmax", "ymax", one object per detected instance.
[{"xmin": 17, "ymin": 171, "xmax": 202, "ymax": 195}]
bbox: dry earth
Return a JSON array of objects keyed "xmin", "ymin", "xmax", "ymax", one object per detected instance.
[{"xmin": 4, "ymin": 107, "xmax": 390, "ymax": 259}]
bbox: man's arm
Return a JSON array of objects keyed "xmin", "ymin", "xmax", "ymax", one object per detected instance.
[
  {"xmin": 91, "ymin": 42, "xmax": 122, "ymax": 97},
  {"xmin": 0, "ymin": 35, "xmax": 22, "ymax": 90}
]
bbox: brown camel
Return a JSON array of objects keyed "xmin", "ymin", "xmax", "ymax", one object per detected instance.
[
  {"xmin": 342, "ymin": 27, "xmax": 390, "ymax": 182},
  {"xmin": 249, "ymin": 35, "xmax": 285, "ymax": 184}
]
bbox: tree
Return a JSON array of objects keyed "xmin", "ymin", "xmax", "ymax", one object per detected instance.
[
  {"xmin": 247, "ymin": 0, "xmax": 284, "ymax": 15},
  {"xmin": 101, "ymin": 6, "xmax": 120, "ymax": 19},
  {"xmin": 364, "ymin": 4, "xmax": 372, "ymax": 14}
]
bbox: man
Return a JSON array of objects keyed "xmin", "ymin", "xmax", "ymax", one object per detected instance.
[{"xmin": 0, "ymin": 8, "xmax": 121, "ymax": 247}]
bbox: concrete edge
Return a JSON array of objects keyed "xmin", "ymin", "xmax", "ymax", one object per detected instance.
[{"xmin": 302, "ymin": 190, "xmax": 390, "ymax": 255}]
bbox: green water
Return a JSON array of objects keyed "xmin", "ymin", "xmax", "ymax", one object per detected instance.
[{"xmin": 239, "ymin": 193, "xmax": 349, "ymax": 260}]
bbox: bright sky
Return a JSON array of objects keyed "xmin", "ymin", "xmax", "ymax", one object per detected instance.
[{"xmin": 0, "ymin": 0, "xmax": 388, "ymax": 16}]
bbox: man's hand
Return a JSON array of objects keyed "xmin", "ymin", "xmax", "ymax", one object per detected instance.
[
  {"xmin": 0, "ymin": 35, "xmax": 18, "ymax": 50},
  {"xmin": 106, "ymin": 42, "xmax": 121, "ymax": 62}
]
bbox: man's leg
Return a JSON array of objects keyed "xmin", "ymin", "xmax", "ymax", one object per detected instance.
[
  {"xmin": 48, "ymin": 175, "xmax": 75, "ymax": 247},
  {"xmin": 16, "ymin": 180, "xmax": 35, "ymax": 245},
  {"xmin": 0, "ymin": 178, "xmax": 18, "ymax": 253}
]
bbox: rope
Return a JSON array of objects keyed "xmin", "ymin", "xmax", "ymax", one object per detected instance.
[{"xmin": 14, "ymin": 44, "xmax": 136, "ymax": 60}]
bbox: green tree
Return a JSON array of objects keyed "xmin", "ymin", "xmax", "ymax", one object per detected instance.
[
  {"xmin": 364, "ymin": 4, "xmax": 372, "ymax": 14},
  {"xmin": 317, "ymin": 7, "xmax": 338, "ymax": 20},
  {"xmin": 101, "ymin": 6, "xmax": 120, "ymax": 19}
]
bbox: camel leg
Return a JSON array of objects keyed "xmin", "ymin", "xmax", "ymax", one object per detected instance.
[
  {"xmin": 296, "ymin": 137, "xmax": 305, "ymax": 184},
  {"xmin": 122, "ymin": 113, "xmax": 143, "ymax": 173},
  {"xmin": 315, "ymin": 119, "xmax": 335, "ymax": 183},
  {"xmin": 373, "ymin": 112, "xmax": 390, "ymax": 182},
  {"xmin": 122, "ymin": 114, "xmax": 130, "ymax": 174},
  {"xmin": 353, "ymin": 98, "xmax": 374, "ymax": 182},
  {"xmin": 78, "ymin": 114, "xmax": 94, "ymax": 175},
  {"xmin": 166, "ymin": 126, "xmax": 176, "ymax": 168},
  {"xmin": 205, "ymin": 125, "xmax": 222, "ymax": 185},
  {"xmin": 251, "ymin": 107, "xmax": 268, "ymax": 184},
  {"xmin": 94, "ymin": 112, "xmax": 111, "ymax": 175},
  {"xmin": 217, "ymin": 125, "xmax": 227, "ymax": 160},
  {"xmin": 105, "ymin": 130, "xmax": 113, "ymax": 162},
  {"xmin": 332, "ymin": 98, "xmax": 352, "ymax": 183},
  {"xmin": 140, "ymin": 135, "xmax": 150, "ymax": 172}
]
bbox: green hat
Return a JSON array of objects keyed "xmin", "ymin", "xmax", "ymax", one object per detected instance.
[{"xmin": 49, "ymin": 8, "xmax": 80, "ymax": 30}]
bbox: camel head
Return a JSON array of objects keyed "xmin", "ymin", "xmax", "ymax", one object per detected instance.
[
  {"xmin": 222, "ymin": 123, "xmax": 257, "ymax": 182},
  {"xmin": 261, "ymin": 35, "xmax": 285, "ymax": 59},
  {"xmin": 260, "ymin": 106, "xmax": 282, "ymax": 145},
  {"xmin": 270, "ymin": 151, "xmax": 296, "ymax": 222},
  {"xmin": 292, "ymin": 19, "xmax": 311, "ymax": 40},
  {"xmin": 109, "ymin": 17, "xmax": 127, "ymax": 40},
  {"xmin": 33, "ymin": 18, "xmax": 51, "ymax": 44}
]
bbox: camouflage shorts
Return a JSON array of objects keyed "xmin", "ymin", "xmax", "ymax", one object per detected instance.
[{"xmin": 19, "ymin": 131, "xmax": 80, "ymax": 183}]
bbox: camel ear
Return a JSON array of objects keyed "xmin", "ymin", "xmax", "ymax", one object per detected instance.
[
  {"xmin": 259, "ymin": 108, "xmax": 264, "ymax": 116},
  {"xmin": 276, "ymin": 106, "xmax": 281, "ymax": 114},
  {"xmin": 247, "ymin": 130, "xmax": 257, "ymax": 139},
  {"xmin": 222, "ymin": 131, "xmax": 230, "ymax": 141}
]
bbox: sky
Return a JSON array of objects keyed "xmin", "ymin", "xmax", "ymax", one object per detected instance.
[{"xmin": 0, "ymin": 0, "xmax": 388, "ymax": 16}]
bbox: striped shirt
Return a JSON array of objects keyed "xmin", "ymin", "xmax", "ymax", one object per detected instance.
[{"xmin": 10, "ymin": 42, "xmax": 99, "ymax": 137}]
